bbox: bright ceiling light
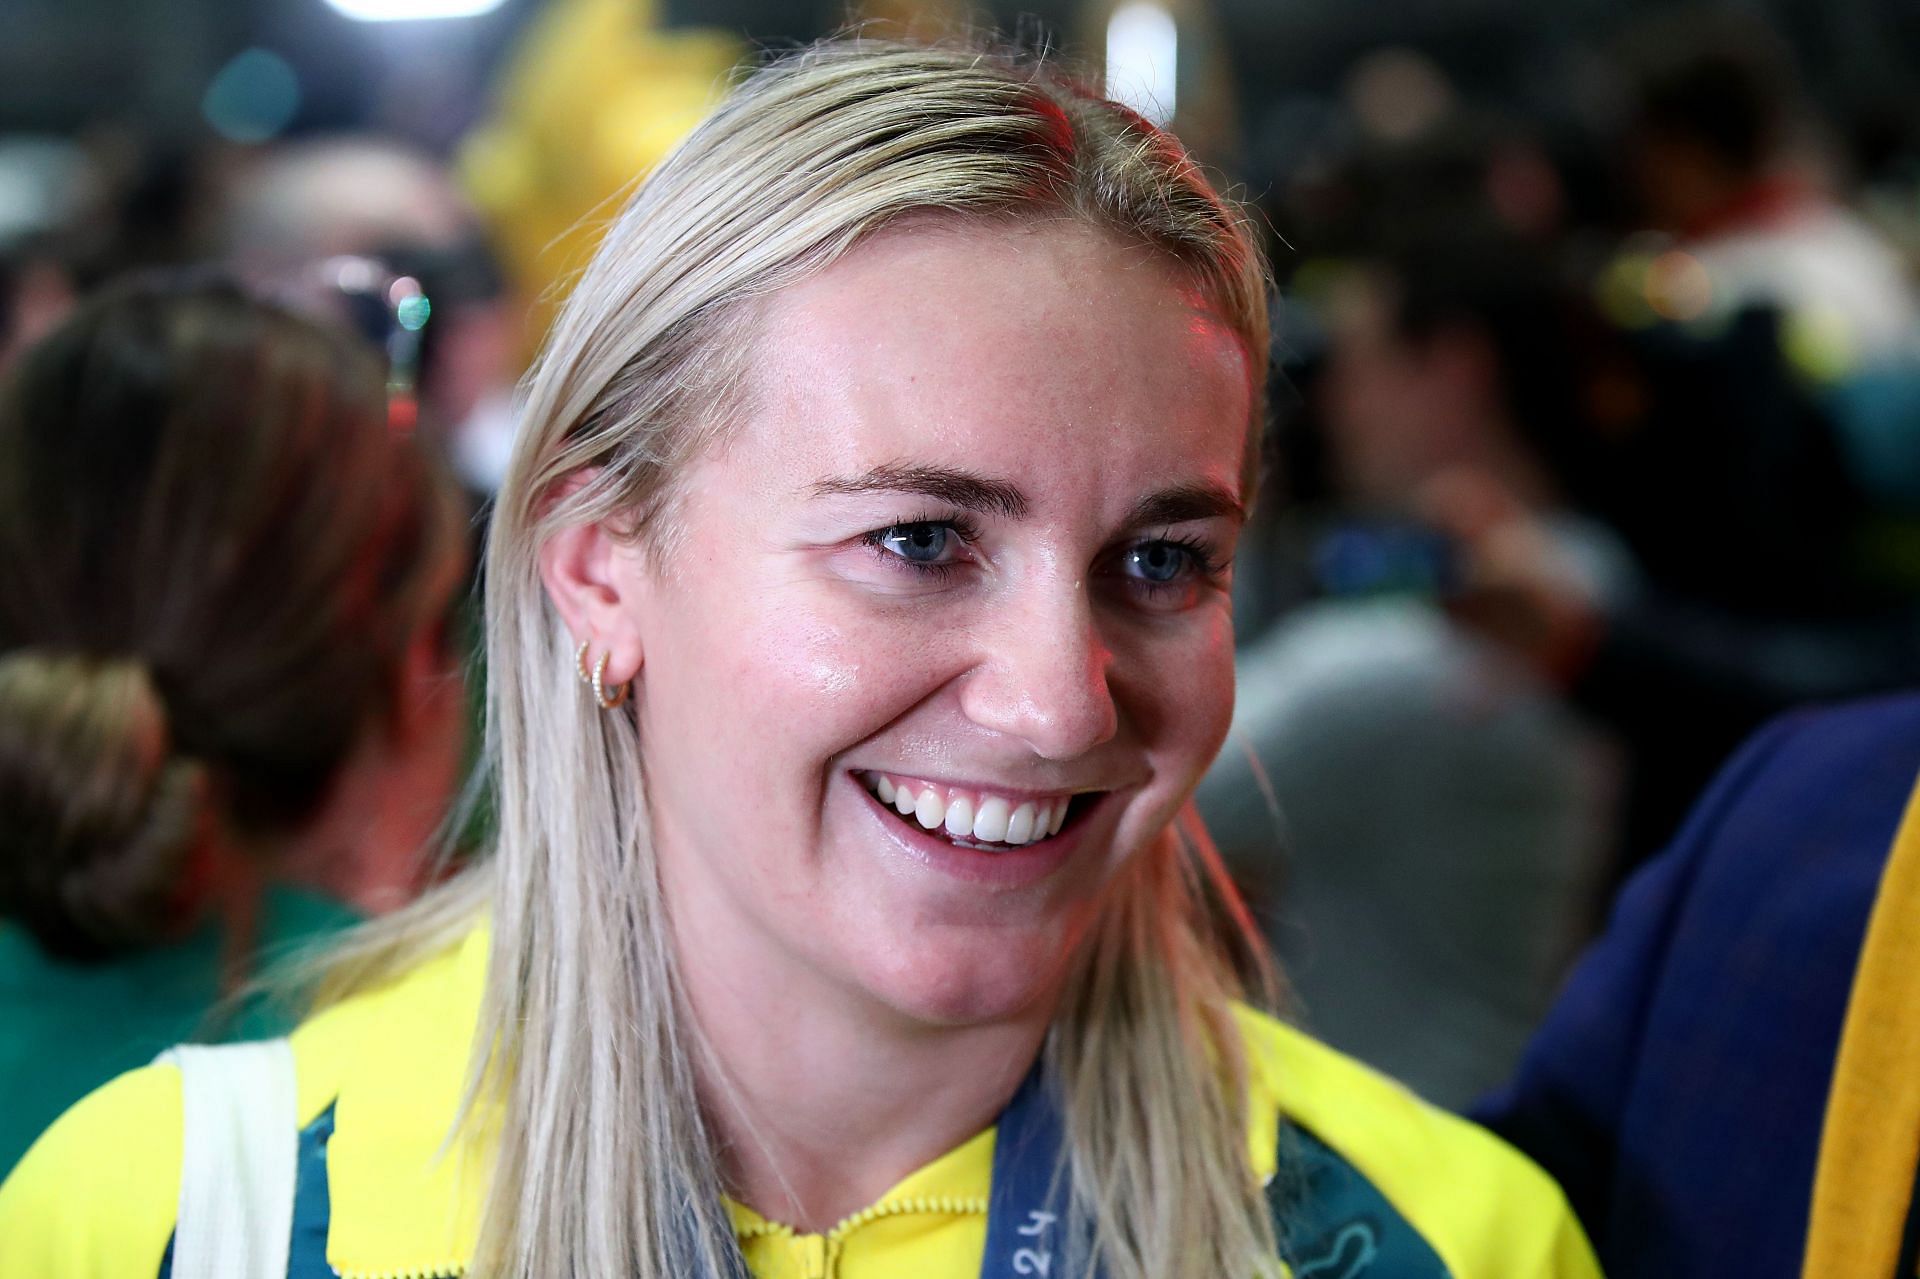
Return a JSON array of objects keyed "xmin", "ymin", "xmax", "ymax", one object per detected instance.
[
  {"xmin": 323, "ymin": 0, "xmax": 507, "ymax": 21},
  {"xmin": 1106, "ymin": 2, "xmax": 1178, "ymax": 126}
]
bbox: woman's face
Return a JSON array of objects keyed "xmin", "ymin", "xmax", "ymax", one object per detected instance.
[{"xmin": 620, "ymin": 222, "xmax": 1250, "ymax": 1028}]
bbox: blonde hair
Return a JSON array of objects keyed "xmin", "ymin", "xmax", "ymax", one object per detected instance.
[{"xmin": 322, "ymin": 36, "xmax": 1279, "ymax": 1278}]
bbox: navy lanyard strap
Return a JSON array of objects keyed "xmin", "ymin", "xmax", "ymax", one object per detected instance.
[{"xmin": 979, "ymin": 1062, "xmax": 1104, "ymax": 1279}]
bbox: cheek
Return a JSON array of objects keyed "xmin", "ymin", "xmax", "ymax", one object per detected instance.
[
  {"xmin": 1181, "ymin": 626, "xmax": 1238, "ymax": 779},
  {"xmin": 745, "ymin": 610, "xmax": 937, "ymax": 746},
  {"xmin": 643, "ymin": 579, "xmax": 959, "ymax": 793},
  {"xmin": 1115, "ymin": 610, "xmax": 1237, "ymax": 793}
]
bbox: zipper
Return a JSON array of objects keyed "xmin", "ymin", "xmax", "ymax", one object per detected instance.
[
  {"xmin": 331, "ymin": 1193, "xmax": 993, "ymax": 1278},
  {"xmin": 827, "ymin": 1193, "xmax": 990, "ymax": 1235},
  {"xmin": 737, "ymin": 1192, "xmax": 991, "ymax": 1278}
]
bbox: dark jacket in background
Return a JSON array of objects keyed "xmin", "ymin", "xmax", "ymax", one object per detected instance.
[{"xmin": 1475, "ymin": 692, "xmax": 1920, "ymax": 1277}]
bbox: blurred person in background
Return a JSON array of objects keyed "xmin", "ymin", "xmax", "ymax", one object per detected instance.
[
  {"xmin": 1271, "ymin": 78, "xmax": 1920, "ymax": 889},
  {"xmin": 1619, "ymin": 7, "xmax": 1919, "ymax": 364},
  {"xmin": 209, "ymin": 137, "xmax": 521, "ymax": 497},
  {"xmin": 1460, "ymin": 22, "xmax": 1920, "ymax": 1265},
  {"xmin": 0, "ymin": 138, "xmax": 91, "ymax": 373},
  {"xmin": 0, "ymin": 276, "xmax": 469, "ymax": 1177},
  {"xmin": 1198, "ymin": 219, "xmax": 1620, "ymax": 1109},
  {"xmin": 1435, "ymin": 294, "xmax": 1920, "ymax": 888},
  {"xmin": 1477, "ymin": 687, "xmax": 1920, "ymax": 1279},
  {"xmin": 1213, "ymin": 52, "xmax": 1920, "ymax": 1103},
  {"xmin": 1612, "ymin": 5, "xmax": 1920, "ymax": 565}
]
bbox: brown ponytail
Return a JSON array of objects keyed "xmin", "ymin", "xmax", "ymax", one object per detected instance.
[
  {"xmin": 0, "ymin": 277, "xmax": 466, "ymax": 957},
  {"xmin": 0, "ymin": 654, "xmax": 206, "ymax": 957}
]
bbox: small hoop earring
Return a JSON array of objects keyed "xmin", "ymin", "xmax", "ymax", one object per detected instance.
[
  {"xmin": 591, "ymin": 650, "xmax": 630, "ymax": 710},
  {"xmin": 575, "ymin": 640, "xmax": 594, "ymax": 685}
]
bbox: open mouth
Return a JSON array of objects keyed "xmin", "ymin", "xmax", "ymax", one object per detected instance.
[{"xmin": 856, "ymin": 770, "xmax": 1099, "ymax": 853}]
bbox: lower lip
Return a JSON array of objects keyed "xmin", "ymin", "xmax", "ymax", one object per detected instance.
[{"xmin": 853, "ymin": 776, "xmax": 1097, "ymax": 889}]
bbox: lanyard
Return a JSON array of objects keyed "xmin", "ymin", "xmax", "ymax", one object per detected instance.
[{"xmin": 978, "ymin": 1064, "xmax": 1103, "ymax": 1279}]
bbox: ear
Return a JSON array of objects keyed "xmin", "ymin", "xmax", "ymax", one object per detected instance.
[{"xmin": 537, "ymin": 476, "xmax": 648, "ymax": 687}]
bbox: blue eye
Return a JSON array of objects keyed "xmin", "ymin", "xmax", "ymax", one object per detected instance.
[
  {"xmin": 1124, "ymin": 541, "xmax": 1193, "ymax": 583},
  {"xmin": 875, "ymin": 522, "xmax": 957, "ymax": 564}
]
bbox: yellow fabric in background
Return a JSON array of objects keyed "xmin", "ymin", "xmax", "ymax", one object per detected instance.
[
  {"xmin": 1802, "ymin": 773, "xmax": 1920, "ymax": 1277},
  {"xmin": 458, "ymin": 0, "xmax": 742, "ymax": 359}
]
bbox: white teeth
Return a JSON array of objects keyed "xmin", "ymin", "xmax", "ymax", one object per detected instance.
[
  {"xmin": 944, "ymin": 795, "xmax": 975, "ymax": 838},
  {"xmin": 972, "ymin": 796, "xmax": 1011, "ymax": 843},
  {"xmin": 863, "ymin": 773, "xmax": 1079, "ymax": 847}
]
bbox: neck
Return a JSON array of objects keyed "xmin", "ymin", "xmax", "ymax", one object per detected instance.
[
  {"xmin": 669, "ymin": 899, "xmax": 1056, "ymax": 1234},
  {"xmin": 280, "ymin": 728, "xmax": 447, "ymax": 915},
  {"xmin": 205, "ymin": 840, "xmax": 265, "ymax": 996}
]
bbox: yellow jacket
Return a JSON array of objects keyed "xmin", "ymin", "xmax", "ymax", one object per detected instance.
[{"xmin": 0, "ymin": 923, "xmax": 1599, "ymax": 1279}]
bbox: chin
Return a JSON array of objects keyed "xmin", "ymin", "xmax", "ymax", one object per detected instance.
[{"xmin": 852, "ymin": 926, "xmax": 1074, "ymax": 1028}]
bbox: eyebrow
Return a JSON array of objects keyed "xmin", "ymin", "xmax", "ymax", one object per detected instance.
[
  {"xmin": 808, "ymin": 464, "xmax": 1029, "ymax": 519},
  {"xmin": 807, "ymin": 464, "xmax": 1244, "ymax": 530},
  {"xmin": 1124, "ymin": 482, "xmax": 1246, "ymax": 530}
]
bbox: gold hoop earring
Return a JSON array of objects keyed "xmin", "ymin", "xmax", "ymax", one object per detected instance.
[
  {"xmin": 575, "ymin": 640, "xmax": 594, "ymax": 685},
  {"xmin": 591, "ymin": 650, "xmax": 630, "ymax": 710}
]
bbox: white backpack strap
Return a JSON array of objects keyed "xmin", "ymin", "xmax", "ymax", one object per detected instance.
[{"xmin": 156, "ymin": 1039, "xmax": 300, "ymax": 1279}]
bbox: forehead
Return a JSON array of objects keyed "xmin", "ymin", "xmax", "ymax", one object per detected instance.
[{"xmin": 739, "ymin": 221, "xmax": 1252, "ymax": 505}]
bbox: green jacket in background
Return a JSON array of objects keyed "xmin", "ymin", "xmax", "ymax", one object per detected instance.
[{"xmin": 0, "ymin": 887, "xmax": 357, "ymax": 1178}]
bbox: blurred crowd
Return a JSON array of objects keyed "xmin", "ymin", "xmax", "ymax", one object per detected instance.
[
  {"xmin": 1203, "ymin": 5, "xmax": 1920, "ymax": 1109},
  {"xmin": 4, "ymin": 0, "xmax": 1920, "ymax": 1196}
]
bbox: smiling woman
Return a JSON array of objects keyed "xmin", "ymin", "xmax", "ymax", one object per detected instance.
[{"xmin": 0, "ymin": 35, "xmax": 1598, "ymax": 1279}]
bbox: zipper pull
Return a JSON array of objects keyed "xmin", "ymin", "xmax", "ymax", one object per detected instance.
[{"xmin": 800, "ymin": 1232, "xmax": 829, "ymax": 1279}]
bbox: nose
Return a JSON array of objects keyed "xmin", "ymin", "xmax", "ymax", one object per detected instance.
[{"xmin": 959, "ymin": 582, "xmax": 1119, "ymax": 761}]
